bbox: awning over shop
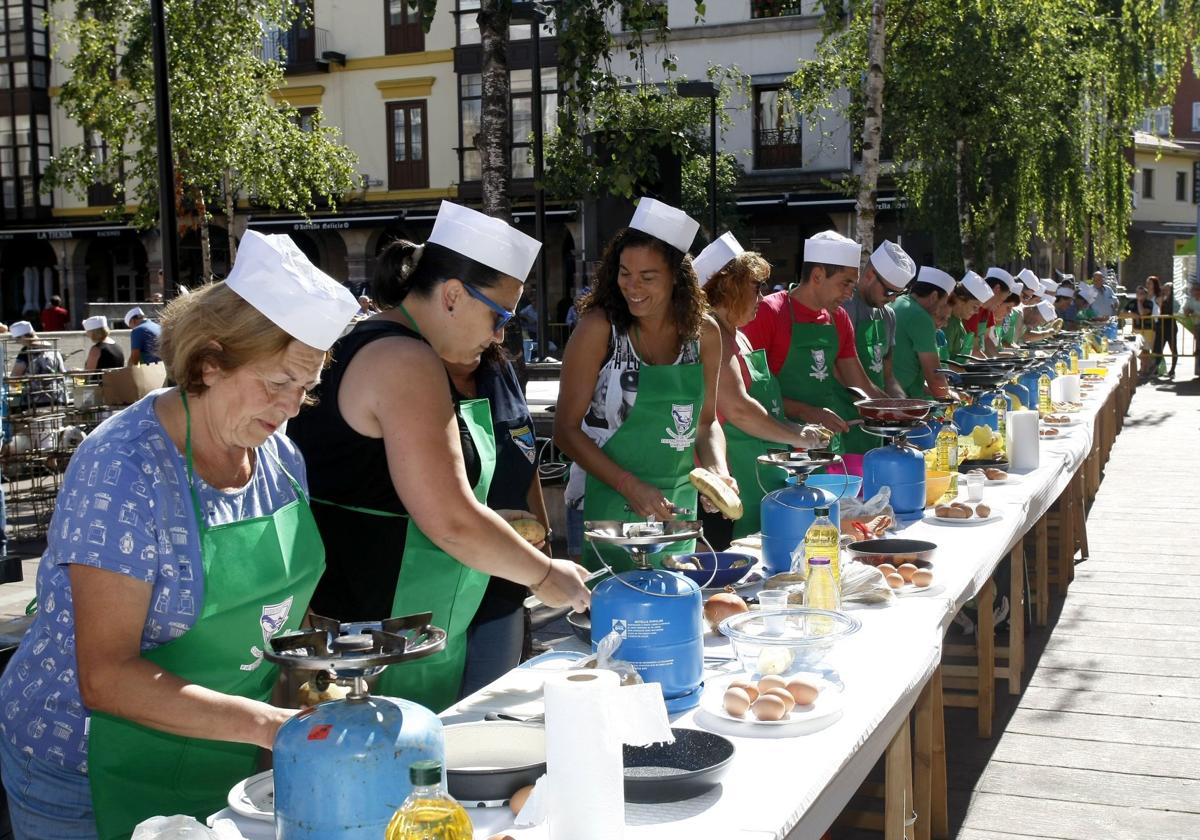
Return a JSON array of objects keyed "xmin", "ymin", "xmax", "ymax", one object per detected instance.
[
  {"xmin": 0, "ymin": 224, "xmax": 136, "ymax": 242},
  {"xmin": 246, "ymin": 213, "xmax": 403, "ymax": 233}
]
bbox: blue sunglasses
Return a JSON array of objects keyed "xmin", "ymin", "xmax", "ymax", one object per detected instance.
[{"xmin": 463, "ymin": 283, "xmax": 516, "ymax": 331}]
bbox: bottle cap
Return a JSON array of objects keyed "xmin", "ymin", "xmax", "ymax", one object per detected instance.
[
  {"xmin": 809, "ymin": 556, "xmax": 831, "ymax": 566},
  {"xmin": 409, "ymin": 759, "xmax": 442, "ymax": 786},
  {"xmin": 814, "ymin": 506, "xmax": 830, "ymax": 516}
]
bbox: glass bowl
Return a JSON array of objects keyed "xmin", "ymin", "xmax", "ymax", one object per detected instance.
[{"xmin": 717, "ymin": 608, "xmax": 861, "ymax": 676}]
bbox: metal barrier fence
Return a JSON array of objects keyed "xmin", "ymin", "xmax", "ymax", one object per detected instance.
[{"xmin": 1116, "ymin": 312, "xmax": 1198, "ymax": 359}]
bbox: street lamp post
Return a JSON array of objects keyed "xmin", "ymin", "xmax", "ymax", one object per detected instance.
[
  {"xmin": 150, "ymin": 0, "xmax": 180, "ymax": 294},
  {"xmin": 678, "ymin": 81, "xmax": 718, "ymax": 237},
  {"xmin": 511, "ymin": 2, "xmax": 550, "ymax": 360}
]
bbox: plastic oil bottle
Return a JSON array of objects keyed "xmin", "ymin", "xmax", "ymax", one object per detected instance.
[
  {"xmin": 1037, "ymin": 372, "xmax": 1052, "ymax": 416},
  {"xmin": 799, "ymin": 506, "xmax": 840, "ymax": 585},
  {"xmin": 991, "ymin": 393, "xmax": 1008, "ymax": 458},
  {"xmin": 386, "ymin": 760, "xmax": 472, "ymax": 840},
  {"xmin": 935, "ymin": 423, "xmax": 959, "ymax": 500},
  {"xmin": 803, "ymin": 556, "xmax": 841, "ymax": 634},
  {"xmin": 1054, "ymin": 358, "xmax": 1067, "ymax": 376},
  {"xmin": 1069, "ymin": 346, "xmax": 1080, "ymax": 373}
]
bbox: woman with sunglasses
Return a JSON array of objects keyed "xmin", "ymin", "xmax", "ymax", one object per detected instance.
[
  {"xmin": 288, "ymin": 202, "xmax": 590, "ymax": 711},
  {"xmin": 556, "ymin": 198, "xmax": 731, "ymax": 569},
  {"xmin": 695, "ymin": 233, "xmax": 830, "ymax": 545}
]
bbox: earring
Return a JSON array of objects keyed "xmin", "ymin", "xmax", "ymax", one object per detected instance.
[{"xmin": 449, "ymin": 306, "xmax": 454, "ymax": 313}]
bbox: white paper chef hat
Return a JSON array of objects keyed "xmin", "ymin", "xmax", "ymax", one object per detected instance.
[
  {"xmin": 10, "ymin": 320, "xmax": 33, "ymax": 338},
  {"xmin": 428, "ymin": 200, "xmax": 541, "ymax": 280},
  {"xmin": 627, "ymin": 197, "xmax": 700, "ymax": 255},
  {"xmin": 1039, "ymin": 277, "xmax": 1057, "ymax": 294},
  {"xmin": 124, "ymin": 307, "xmax": 145, "ymax": 324},
  {"xmin": 804, "ymin": 230, "xmax": 861, "ymax": 268},
  {"xmin": 870, "ymin": 240, "xmax": 915, "ymax": 290},
  {"xmin": 225, "ymin": 230, "xmax": 360, "ymax": 352},
  {"xmin": 1036, "ymin": 300, "xmax": 1056, "ymax": 320},
  {"xmin": 917, "ymin": 266, "xmax": 955, "ymax": 294},
  {"xmin": 961, "ymin": 270, "xmax": 992, "ymax": 303},
  {"xmin": 1079, "ymin": 285, "xmax": 1098, "ymax": 304},
  {"xmin": 1056, "ymin": 284, "xmax": 1075, "ymax": 298},
  {"xmin": 1016, "ymin": 268, "xmax": 1039, "ymax": 291},
  {"xmin": 83, "ymin": 315, "xmax": 108, "ymax": 331},
  {"xmin": 693, "ymin": 232, "xmax": 744, "ymax": 287},
  {"xmin": 984, "ymin": 267, "xmax": 1013, "ymax": 288}
]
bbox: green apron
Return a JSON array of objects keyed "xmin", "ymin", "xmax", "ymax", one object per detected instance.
[
  {"xmin": 722, "ymin": 335, "xmax": 788, "ymax": 539},
  {"xmin": 946, "ymin": 316, "xmax": 971, "ymax": 357},
  {"xmin": 776, "ymin": 296, "xmax": 843, "ymax": 454},
  {"xmin": 582, "ymin": 346, "xmax": 704, "ymax": 572},
  {"xmin": 88, "ymin": 393, "xmax": 325, "ymax": 840},
  {"xmin": 973, "ymin": 314, "xmax": 989, "ymax": 353},
  {"xmin": 363, "ymin": 397, "xmax": 496, "ymax": 712},
  {"xmin": 830, "ymin": 314, "xmax": 887, "ymax": 455},
  {"xmin": 936, "ymin": 329, "xmax": 949, "ymax": 362}
]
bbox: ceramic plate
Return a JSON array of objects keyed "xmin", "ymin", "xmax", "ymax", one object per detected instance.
[
  {"xmin": 925, "ymin": 511, "xmax": 1002, "ymax": 527},
  {"xmin": 893, "ymin": 581, "xmax": 946, "ymax": 598},
  {"xmin": 699, "ymin": 672, "xmax": 845, "ymax": 733},
  {"xmin": 1041, "ymin": 417, "xmax": 1083, "ymax": 428},
  {"xmin": 228, "ymin": 770, "xmax": 274, "ymax": 822},
  {"xmin": 982, "ymin": 475, "xmax": 1019, "ymax": 486}
]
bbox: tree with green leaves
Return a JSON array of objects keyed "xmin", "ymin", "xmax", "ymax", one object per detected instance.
[
  {"xmin": 789, "ymin": 0, "xmax": 1199, "ymax": 270},
  {"xmin": 45, "ymin": 0, "xmax": 360, "ymax": 279}
]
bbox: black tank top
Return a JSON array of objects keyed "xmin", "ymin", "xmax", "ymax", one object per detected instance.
[
  {"xmin": 94, "ymin": 342, "xmax": 124, "ymax": 370},
  {"xmin": 287, "ymin": 318, "xmax": 481, "ymax": 622}
]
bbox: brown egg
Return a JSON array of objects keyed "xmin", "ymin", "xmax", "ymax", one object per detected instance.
[
  {"xmin": 722, "ymin": 686, "xmax": 751, "ymax": 717},
  {"xmin": 886, "ymin": 572, "xmax": 905, "ymax": 589},
  {"xmin": 729, "ymin": 680, "xmax": 759, "ymax": 702},
  {"xmin": 508, "ymin": 784, "xmax": 535, "ymax": 815},
  {"xmin": 763, "ymin": 686, "xmax": 796, "ymax": 713},
  {"xmin": 911, "ymin": 569, "xmax": 934, "ymax": 588},
  {"xmin": 897, "ymin": 563, "xmax": 919, "ymax": 583},
  {"xmin": 757, "ymin": 674, "xmax": 787, "ymax": 694},
  {"xmin": 877, "ymin": 562, "xmax": 898, "ymax": 577},
  {"xmin": 785, "ymin": 676, "xmax": 821, "ymax": 706},
  {"xmin": 751, "ymin": 694, "xmax": 788, "ymax": 721}
]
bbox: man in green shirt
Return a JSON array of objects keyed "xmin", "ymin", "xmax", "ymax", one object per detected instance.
[{"xmin": 890, "ymin": 266, "xmax": 959, "ymax": 399}]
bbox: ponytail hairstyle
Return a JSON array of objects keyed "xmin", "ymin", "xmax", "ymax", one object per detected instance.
[{"xmin": 372, "ymin": 239, "xmax": 508, "ymax": 308}]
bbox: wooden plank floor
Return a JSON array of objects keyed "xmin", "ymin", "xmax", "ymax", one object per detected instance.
[{"xmin": 941, "ymin": 373, "xmax": 1200, "ymax": 840}]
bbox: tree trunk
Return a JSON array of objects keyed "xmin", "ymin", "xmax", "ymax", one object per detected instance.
[
  {"xmin": 224, "ymin": 170, "xmax": 238, "ymax": 265},
  {"xmin": 954, "ymin": 137, "xmax": 973, "ymax": 266},
  {"xmin": 197, "ymin": 190, "xmax": 213, "ymax": 282},
  {"xmin": 478, "ymin": 0, "xmax": 512, "ymax": 220},
  {"xmin": 855, "ymin": 0, "xmax": 886, "ymax": 272}
]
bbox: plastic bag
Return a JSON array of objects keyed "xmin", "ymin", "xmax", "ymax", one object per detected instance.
[
  {"xmin": 131, "ymin": 816, "xmax": 220, "ymax": 840},
  {"xmin": 571, "ymin": 629, "xmax": 643, "ymax": 686},
  {"xmin": 840, "ymin": 485, "xmax": 892, "ymax": 521}
]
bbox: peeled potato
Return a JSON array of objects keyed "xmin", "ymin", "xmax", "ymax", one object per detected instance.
[
  {"xmin": 509, "ymin": 518, "xmax": 547, "ymax": 544},
  {"xmin": 689, "ymin": 467, "xmax": 744, "ymax": 520}
]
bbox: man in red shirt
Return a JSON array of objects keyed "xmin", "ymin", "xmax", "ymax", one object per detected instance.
[
  {"xmin": 742, "ymin": 230, "xmax": 876, "ymax": 452},
  {"xmin": 963, "ymin": 268, "xmax": 1016, "ymax": 357},
  {"xmin": 39, "ymin": 295, "xmax": 69, "ymax": 332}
]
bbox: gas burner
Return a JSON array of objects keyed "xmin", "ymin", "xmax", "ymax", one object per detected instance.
[
  {"xmin": 755, "ymin": 448, "xmax": 839, "ymax": 477},
  {"xmin": 584, "ymin": 520, "xmax": 702, "ymax": 566},
  {"xmin": 266, "ymin": 612, "xmax": 446, "ymax": 681}
]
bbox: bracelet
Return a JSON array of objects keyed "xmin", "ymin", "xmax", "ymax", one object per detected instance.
[
  {"xmin": 615, "ymin": 471, "xmax": 636, "ymax": 494},
  {"xmin": 531, "ymin": 556, "xmax": 553, "ymax": 590}
]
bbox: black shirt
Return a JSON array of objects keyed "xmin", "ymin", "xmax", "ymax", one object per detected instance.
[
  {"xmin": 288, "ymin": 319, "xmax": 482, "ymax": 622},
  {"xmin": 1125, "ymin": 299, "xmax": 1154, "ymax": 330},
  {"xmin": 93, "ymin": 341, "xmax": 125, "ymax": 370}
]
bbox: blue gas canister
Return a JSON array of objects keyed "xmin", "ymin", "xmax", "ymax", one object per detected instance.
[
  {"xmin": 863, "ymin": 441, "xmax": 926, "ymax": 522},
  {"xmin": 760, "ymin": 483, "xmax": 840, "ymax": 576}
]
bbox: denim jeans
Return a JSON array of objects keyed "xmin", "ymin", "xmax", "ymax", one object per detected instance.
[
  {"xmin": 460, "ymin": 607, "xmax": 525, "ymax": 698},
  {"xmin": 0, "ymin": 732, "xmax": 96, "ymax": 839},
  {"xmin": 566, "ymin": 497, "xmax": 585, "ymax": 559}
]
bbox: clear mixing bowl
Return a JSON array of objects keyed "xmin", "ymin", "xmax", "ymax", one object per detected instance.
[{"xmin": 717, "ymin": 608, "xmax": 861, "ymax": 676}]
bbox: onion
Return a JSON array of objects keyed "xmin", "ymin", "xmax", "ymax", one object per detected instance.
[{"xmin": 704, "ymin": 587, "xmax": 749, "ymax": 627}]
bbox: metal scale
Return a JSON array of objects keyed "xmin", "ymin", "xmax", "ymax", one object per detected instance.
[
  {"xmin": 265, "ymin": 613, "xmax": 447, "ymax": 840},
  {"xmin": 757, "ymin": 449, "xmax": 843, "ymax": 577},
  {"xmin": 586, "ymin": 519, "xmax": 708, "ymax": 713}
]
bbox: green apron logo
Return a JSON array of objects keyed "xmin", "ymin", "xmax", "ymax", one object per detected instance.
[
  {"xmin": 661, "ymin": 403, "xmax": 697, "ymax": 451},
  {"xmin": 241, "ymin": 595, "xmax": 294, "ymax": 672},
  {"xmin": 811, "ymin": 348, "xmax": 830, "ymax": 381},
  {"xmin": 869, "ymin": 343, "xmax": 884, "ymax": 374}
]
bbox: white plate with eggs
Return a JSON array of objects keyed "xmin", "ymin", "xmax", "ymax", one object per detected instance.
[
  {"xmin": 925, "ymin": 510, "xmax": 1002, "ymax": 527},
  {"xmin": 699, "ymin": 672, "xmax": 845, "ymax": 736}
]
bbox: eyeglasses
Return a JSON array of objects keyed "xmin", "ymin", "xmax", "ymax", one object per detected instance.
[
  {"xmin": 462, "ymin": 283, "xmax": 516, "ymax": 331},
  {"xmin": 878, "ymin": 279, "xmax": 904, "ymax": 299}
]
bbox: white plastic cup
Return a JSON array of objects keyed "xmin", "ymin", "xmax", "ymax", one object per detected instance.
[
  {"xmin": 965, "ymin": 473, "xmax": 985, "ymax": 502},
  {"xmin": 757, "ymin": 589, "xmax": 790, "ymax": 634}
]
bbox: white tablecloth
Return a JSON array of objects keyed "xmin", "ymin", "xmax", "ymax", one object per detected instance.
[{"xmin": 212, "ymin": 347, "xmax": 1134, "ymax": 840}]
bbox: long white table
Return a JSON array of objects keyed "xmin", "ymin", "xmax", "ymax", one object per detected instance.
[{"xmin": 211, "ymin": 343, "xmax": 1136, "ymax": 840}]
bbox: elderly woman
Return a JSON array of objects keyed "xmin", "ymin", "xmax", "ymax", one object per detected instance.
[
  {"xmin": 82, "ymin": 315, "xmax": 125, "ymax": 371},
  {"xmin": 287, "ymin": 202, "xmax": 589, "ymax": 712},
  {"xmin": 555, "ymin": 198, "xmax": 732, "ymax": 569},
  {"xmin": 0, "ymin": 231, "xmax": 359, "ymax": 839},
  {"xmin": 694, "ymin": 233, "xmax": 829, "ymax": 542}
]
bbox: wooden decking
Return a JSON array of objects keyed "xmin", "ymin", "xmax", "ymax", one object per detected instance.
[{"xmin": 941, "ymin": 374, "xmax": 1200, "ymax": 839}]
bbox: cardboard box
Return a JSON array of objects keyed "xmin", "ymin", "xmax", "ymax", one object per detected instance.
[{"xmin": 102, "ymin": 362, "xmax": 167, "ymax": 405}]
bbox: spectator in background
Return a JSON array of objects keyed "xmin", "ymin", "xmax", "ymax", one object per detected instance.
[
  {"xmin": 125, "ymin": 306, "xmax": 162, "ymax": 365},
  {"xmin": 1089, "ymin": 271, "xmax": 1119, "ymax": 318},
  {"xmin": 39, "ymin": 294, "xmax": 69, "ymax": 332},
  {"xmin": 1182, "ymin": 282, "xmax": 1200, "ymax": 379},
  {"xmin": 1146, "ymin": 275, "xmax": 1177, "ymax": 378},
  {"xmin": 1125, "ymin": 285, "xmax": 1156, "ymax": 382}
]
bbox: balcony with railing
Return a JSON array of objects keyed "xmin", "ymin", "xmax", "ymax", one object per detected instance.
[
  {"xmin": 750, "ymin": 0, "xmax": 808, "ymax": 18},
  {"xmin": 755, "ymin": 127, "xmax": 804, "ymax": 169},
  {"xmin": 261, "ymin": 26, "xmax": 332, "ymax": 72}
]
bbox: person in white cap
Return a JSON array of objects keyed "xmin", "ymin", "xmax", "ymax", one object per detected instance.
[
  {"xmin": 124, "ymin": 305, "xmax": 162, "ymax": 365},
  {"xmin": 696, "ymin": 234, "xmax": 831, "ymax": 543},
  {"xmin": 1054, "ymin": 281, "xmax": 1077, "ymax": 321},
  {"xmin": 8, "ymin": 319, "xmax": 68, "ymax": 406},
  {"xmin": 556, "ymin": 197, "xmax": 733, "ymax": 567},
  {"xmin": 0, "ymin": 229, "xmax": 362, "ymax": 838},
  {"xmin": 287, "ymin": 202, "xmax": 589, "ymax": 708},
  {"xmin": 742, "ymin": 229, "xmax": 863, "ymax": 452},
  {"xmin": 944, "ymin": 270, "xmax": 992, "ymax": 359},
  {"xmin": 82, "ymin": 314, "xmax": 125, "ymax": 371},
  {"xmin": 890, "ymin": 266, "xmax": 960, "ymax": 398},
  {"xmin": 963, "ymin": 267, "xmax": 1016, "ymax": 357},
  {"xmin": 831, "ymin": 239, "xmax": 916, "ymax": 454}
]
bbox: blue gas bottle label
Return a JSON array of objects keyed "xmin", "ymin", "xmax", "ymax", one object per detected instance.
[
  {"xmin": 306, "ymin": 724, "xmax": 333, "ymax": 741},
  {"xmin": 610, "ymin": 617, "xmax": 667, "ymax": 640}
]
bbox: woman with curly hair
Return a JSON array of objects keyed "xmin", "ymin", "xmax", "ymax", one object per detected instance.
[
  {"xmin": 555, "ymin": 199, "xmax": 732, "ymax": 568},
  {"xmin": 694, "ymin": 233, "xmax": 830, "ymax": 542}
]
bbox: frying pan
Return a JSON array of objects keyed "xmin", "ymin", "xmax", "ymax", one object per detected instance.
[
  {"xmin": 938, "ymin": 368, "xmax": 1012, "ymax": 389},
  {"xmin": 852, "ymin": 396, "xmax": 938, "ymax": 423},
  {"xmin": 623, "ymin": 727, "xmax": 735, "ymax": 803},
  {"xmin": 444, "ymin": 721, "xmax": 547, "ymax": 807},
  {"xmin": 567, "ymin": 610, "xmax": 591, "ymax": 645}
]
